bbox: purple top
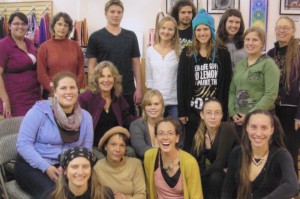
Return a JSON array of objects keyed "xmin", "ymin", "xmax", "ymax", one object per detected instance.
[
  {"xmin": 78, "ymin": 90, "xmax": 137, "ymax": 130},
  {"xmin": 0, "ymin": 36, "xmax": 41, "ymax": 116}
]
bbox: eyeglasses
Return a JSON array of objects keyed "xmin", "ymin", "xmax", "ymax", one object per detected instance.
[
  {"xmin": 157, "ymin": 131, "xmax": 176, "ymax": 137},
  {"xmin": 203, "ymin": 111, "xmax": 222, "ymax": 117},
  {"xmin": 11, "ymin": 22, "xmax": 28, "ymax": 27},
  {"xmin": 55, "ymin": 22, "xmax": 69, "ymax": 28},
  {"xmin": 275, "ymin": 26, "xmax": 292, "ymax": 32}
]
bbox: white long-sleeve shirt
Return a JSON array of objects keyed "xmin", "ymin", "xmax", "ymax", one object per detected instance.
[{"xmin": 145, "ymin": 46, "xmax": 179, "ymax": 105}]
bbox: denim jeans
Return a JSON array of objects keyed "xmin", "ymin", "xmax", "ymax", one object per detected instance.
[
  {"xmin": 14, "ymin": 155, "xmax": 55, "ymax": 199},
  {"xmin": 164, "ymin": 105, "xmax": 178, "ymax": 119}
]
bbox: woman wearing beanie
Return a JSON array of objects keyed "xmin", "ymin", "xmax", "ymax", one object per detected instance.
[
  {"xmin": 177, "ymin": 8, "xmax": 232, "ymax": 153},
  {"xmin": 44, "ymin": 147, "xmax": 114, "ymax": 199}
]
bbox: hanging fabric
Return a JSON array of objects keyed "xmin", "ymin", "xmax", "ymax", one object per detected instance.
[
  {"xmin": 38, "ymin": 12, "xmax": 51, "ymax": 46},
  {"xmin": 26, "ymin": 13, "xmax": 39, "ymax": 47},
  {"xmin": 0, "ymin": 16, "xmax": 4, "ymax": 39},
  {"xmin": 74, "ymin": 18, "xmax": 88, "ymax": 47},
  {"xmin": 3, "ymin": 14, "xmax": 8, "ymax": 37},
  {"xmin": 43, "ymin": 13, "xmax": 51, "ymax": 40}
]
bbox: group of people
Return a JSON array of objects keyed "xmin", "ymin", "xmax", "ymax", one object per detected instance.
[{"xmin": 0, "ymin": 0, "xmax": 300, "ymax": 198}]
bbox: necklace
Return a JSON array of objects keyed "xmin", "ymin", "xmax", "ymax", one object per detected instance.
[
  {"xmin": 162, "ymin": 150, "xmax": 179, "ymax": 176},
  {"xmin": 252, "ymin": 149, "xmax": 269, "ymax": 166},
  {"xmin": 206, "ymin": 131, "xmax": 215, "ymax": 147}
]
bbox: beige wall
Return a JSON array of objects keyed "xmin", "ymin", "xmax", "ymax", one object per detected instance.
[{"xmin": 1, "ymin": 0, "xmax": 300, "ymax": 55}]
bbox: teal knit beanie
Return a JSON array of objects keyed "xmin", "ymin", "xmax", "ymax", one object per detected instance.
[{"xmin": 192, "ymin": 8, "xmax": 216, "ymax": 63}]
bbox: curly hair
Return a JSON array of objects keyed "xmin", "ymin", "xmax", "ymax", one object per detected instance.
[
  {"xmin": 88, "ymin": 61, "xmax": 122, "ymax": 97},
  {"xmin": 170, "ymin": 0, "xmax": 196, "ymax": 24},
  {"xmin": 216, "ymin": 9, "xmax": 245, "ymax": 49}
]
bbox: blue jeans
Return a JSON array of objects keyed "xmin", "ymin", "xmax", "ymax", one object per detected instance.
[
  {"xmin": 164, "ymin": 105, "xmax": 178, "ymax": 119},
  {"xmin": 14, "ymin": 155, "xmax": 55, "ymax": 199}
]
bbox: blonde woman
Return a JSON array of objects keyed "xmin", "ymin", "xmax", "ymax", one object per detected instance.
[
  {"xmin": 130, "ymin": 89, "xmax": 164, "ymax": 159},
  {"xmin": 79, "ymin": 61, "xmax": 136, "ymax": 159},
  {"xmin": 146, "ymin": 16, "xmax": 180, "ymax": 118}
]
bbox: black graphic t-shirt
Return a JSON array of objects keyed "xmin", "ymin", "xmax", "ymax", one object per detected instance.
[
  {"xmin": 191, "ymin": 56, "xmax": 219, "ymax": 114},
  {"xmin": 179, "ymin": 25, "xmax": 193, "ymax": 47}
]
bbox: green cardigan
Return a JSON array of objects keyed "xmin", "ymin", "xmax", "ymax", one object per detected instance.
[
  {"xmin": 144, "ymin": 148, "xmax": 203, "ymax": 199},
  {"xmin": 228, "ymin": 54, "xmax": 280, "ymax": 117}
]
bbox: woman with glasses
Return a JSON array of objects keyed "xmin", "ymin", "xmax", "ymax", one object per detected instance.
[
  {"xmin": 267, "ymin": 16, "xmax": 300, "ymax": 174},
  {"xmin": 144, "ymin": 118, "xmax": 203, "ymax": 199},
  {"xmin": 37, "ymin": 12, "xmax": 84, "ymax": 98},
  {"xmin": 228, "ymin": 27, "xmax": 280, "ymax": 137},
  {"xmin": 191, "ymin": 99, "xmax": 239, "ymax": 199},
  {"xmin": 0, "ymin": 12, "xmax": 41, "ymax": 118}
]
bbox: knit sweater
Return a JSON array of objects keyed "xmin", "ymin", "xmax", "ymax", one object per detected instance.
[
  {"xmin": 94, "ymin": 157, "xmax": 146, "ymax": 199},
  {"xmin": 129, "ymin": 118, "xmax": 152, "ymax": 159},
  {"xmin": 228, "ymin": 54, "xmax": 280, "ymax": 117},
  {"xmin": 144, "ymin": 148, "xmax": 203, "ymax": 199},
  {"xmin": 37, "ymin": 38, "xmax": 85, "ymax": 92}
]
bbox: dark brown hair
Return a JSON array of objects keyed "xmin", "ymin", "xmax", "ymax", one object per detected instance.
[
  {"xmin": 50, "ymin": 12, "xmax": 73, "ymax": 38},
  {"xmin": 237, "ymin": 109, "xmax": 285, "ymax": 199},
  {"xmin": 216, "ymin": 9, "xmax": 245, "ymax": 49},
  {"xmin": 170, "ymin": 0, "xmax": 196, "ymax": 24},
  {"xmin": 8, "ymin": 12, "xmax": 28, "ymax": 35},
  {"xmin": 155, "ymin": 118, "xmax": 182, "ymax": 148}
]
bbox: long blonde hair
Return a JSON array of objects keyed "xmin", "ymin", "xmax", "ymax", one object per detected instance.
[
  {"xmin": 51, "ymin": 169, "xmax": 107, "ymax": 199},
  {"xmin": 88, "ymin": 61, "xmax": 122, "ymax": 97},
  {"xmin": 276, "ymin": 16, "xmax": 300, "ymax": 93},
  {"xmin": 192, "ymin": 99, "xmax": 222, "ymax": 156},
  {"xmin": 155, "ymin": 16, "xmax": 181, "ymax": 57}
]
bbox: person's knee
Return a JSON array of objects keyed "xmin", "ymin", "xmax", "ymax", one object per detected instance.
[{"xmin": 208, "ymin": 170, "xmax": 225, "ymax": 187}]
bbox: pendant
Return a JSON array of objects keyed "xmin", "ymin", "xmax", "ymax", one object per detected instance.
[{"xmin": 252, "ymin": 157, "xmax": 263, "ymax": 166}]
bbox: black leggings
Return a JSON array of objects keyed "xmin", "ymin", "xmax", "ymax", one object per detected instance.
[
  {"xmin": 276, "ymin": 105, "xmax": 300, "ymax": 174},
  {"xmin": 202, "ymin": 170, "xmax": 225, "ymax": 199}
]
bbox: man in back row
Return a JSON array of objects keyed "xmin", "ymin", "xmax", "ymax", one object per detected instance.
[
  {"xmin": 171, "ymin": 0, "xmax": 196, "ymax": 47},
  {"xmin": 87, "ymin": 0, "xmax": 143, "ymax": 115}
]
